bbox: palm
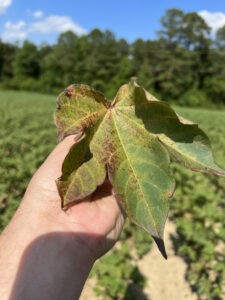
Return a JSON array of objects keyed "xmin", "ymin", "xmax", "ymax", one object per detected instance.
[{"xmin": 24, "ymin": 135, "xmax": 124, "ymax": 256}]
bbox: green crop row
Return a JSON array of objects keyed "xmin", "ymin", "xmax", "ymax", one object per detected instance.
[
  {"xmin": 0, "ymin": 91, "xmax": 224, "ymax": 299},
  {"xmin": 0, "ymin": 91, "xmax": 57, "ymax": 227}
]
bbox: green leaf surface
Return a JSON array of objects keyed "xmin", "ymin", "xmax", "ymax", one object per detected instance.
[{"xmin": 54, "ymin": 80, "xmax": 225, "ymax": 257}]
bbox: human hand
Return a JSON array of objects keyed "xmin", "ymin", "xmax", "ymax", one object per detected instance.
[
  {"xmin": 0, "ymin": 134, "xmax": 125, "ymax": 300},
  {"xmin": 22, "ymin": 134, "xmax": 125, "ymax": 258}
]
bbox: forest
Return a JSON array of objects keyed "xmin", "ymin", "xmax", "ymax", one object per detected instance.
[{"xmin": 0, "ymin": 8, "xmax": 225, "ymax": 107}]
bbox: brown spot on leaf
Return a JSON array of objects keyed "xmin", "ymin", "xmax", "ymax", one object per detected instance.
[
  {"xmin": 66, "ymin": 87, "xmax": 73, "ymax": 98},
  {"xmin": 132, "ymin": 178, "xmax": 137, "ymax": 184}
]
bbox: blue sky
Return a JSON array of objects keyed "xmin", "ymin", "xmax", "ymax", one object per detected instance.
[{"xmin": 1, "ymin": 0, "xmax": 225, "ymax": 44}]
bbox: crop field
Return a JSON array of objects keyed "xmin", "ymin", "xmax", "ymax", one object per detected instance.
[{"xmin": 0, "ymin": 90, "xmax": 225, "ymax": 300}]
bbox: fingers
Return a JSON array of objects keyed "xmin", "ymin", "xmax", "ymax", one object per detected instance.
[
  {"xmin": 37, "ymin": 134, "xmax": 81, "ymax": 181},
  {"xmin": 48, "ymin": 133, "xmax": 81, "ymax": 162}
]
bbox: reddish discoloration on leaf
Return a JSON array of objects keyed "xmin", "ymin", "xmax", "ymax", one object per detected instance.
[
  {"xmin": 66, "ymin": 87, "xmax": 73, "ymax": 98},
  {"xmin": 54, "ymin": 84, "xmax": 108, "ymax": 141}
]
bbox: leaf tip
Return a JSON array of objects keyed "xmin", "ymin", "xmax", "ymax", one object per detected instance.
[
  {"xmin": 61, "ymin": 202, "xmax": 67, "ymax": 211},
  {"xmin": 130, "ymin": 76, "xmax": 138, "ymax": 83},
  {"xmin": 152, "ymin": 236, "xmax": 167, "ymax": 260},
  {"xmin": 61, "ymin": 196, "xmax": 71, "ymax": 211}
]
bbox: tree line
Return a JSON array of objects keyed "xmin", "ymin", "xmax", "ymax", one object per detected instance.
[{"xmin": 0, "ymin": 8, "xmax": 225, "ymax": 107}]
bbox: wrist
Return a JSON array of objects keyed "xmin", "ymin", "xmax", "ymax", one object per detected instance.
[
  {"xmin": 0, "ymin": 201, "xmax": 95, "ymax": 300},
  {"xmin": 13, "ymin": 197, "xmax": 101, "ymax": 262}
]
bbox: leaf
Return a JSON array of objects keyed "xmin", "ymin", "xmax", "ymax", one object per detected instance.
[
  {"xmin": 54, "ymin": 80, "xmax": 225, "ymax": 258},
  {"xmin": 56, "ymin": 129, "xmax": 106, "ymax": 207},
  {"xmin": 54, "ymin": 84, "xmax": 109, "ymax": 141},
  {"xmin": 114, "ymin": 81, "xmax": 225, "ymax": 176}
]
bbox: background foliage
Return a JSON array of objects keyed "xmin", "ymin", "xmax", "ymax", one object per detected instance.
[{"xmin": 0, "ymin": 7, "xmax": 225, "ymax": 300}]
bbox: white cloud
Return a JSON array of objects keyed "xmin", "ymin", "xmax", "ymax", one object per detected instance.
[
  {"xmin": 2, "ymin": 20, "xmax": 27, "ymax": 42},
  {"xmin": 198, "ymin": 10, "xmax": 225, "ymax": 33},
  {"xmin": 5, "ymin": 20, "xmax": 26, "ymax": 31},
  {"xmin": 2, "ymin": 30, "xmax": 27, "ymax": 41},
  {"xmin": 33, "ymin": 10, "xmax": 43, "ymax": 19},
  {"xmin": 0, "ymin": 0, "xmax": 12, "ymax": 14},
  {"xmin": 29, "ymin": 15, "xmax": 87, "ymax": 35},
  {"xmin": 1, "ymin": 15, "xmax": 87, "ymax": 43}
]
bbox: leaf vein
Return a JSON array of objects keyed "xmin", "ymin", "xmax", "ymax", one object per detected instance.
[{"xmin": 112, "ymin": 110, "xmax": 159, "ymax": 235}]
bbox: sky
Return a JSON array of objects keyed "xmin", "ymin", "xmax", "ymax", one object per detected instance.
[{"xmin": 1, "ymin": 0, "xmax": 225, "ymax": 45}]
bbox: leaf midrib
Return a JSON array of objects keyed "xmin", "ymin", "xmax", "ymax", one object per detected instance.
[
  {"xmin": 111, "ymin": 108, "xmax": 160, "ymax": 236},
  {"xmin": 116, "ymin": 109, "xmax": 173, "ymax": 187}
]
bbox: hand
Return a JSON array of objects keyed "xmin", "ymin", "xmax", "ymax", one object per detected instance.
[
  {"xmin": 22, "ymin": 134, "xmax": 125, "ymax": 258},
  {"xmin": 0, "ymin": 134, "xmax": 124, "ymax": 300}
]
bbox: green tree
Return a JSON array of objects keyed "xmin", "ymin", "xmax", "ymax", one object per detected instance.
[
  {"xmin": 157, "ymin": 8, "xmax": 184, "ymax": 48},
  {"xmin": 216, "ymin": 25, "xmax": 225, "ymax": 49},
  {"xmin": 107, "ymin": 56, "xmax": 132, "ymax": 99},
  {"xmin": 84, "ymin": 29, "xmax": 122, "ymax": 93},
  {"xmin": 137, "ymin": 58, "xmax": 154, "ymax": 92},
  {"xmin": 55, "ymin": 31, "xmax": 78, "ymax": 86},
  {"xmin": 131, "ymin": 38, "xmax": 147, "ymax": 74},
  {"xmin": 117, "ymin": 38, "xmax": 130, "ymax": 58},
  {"xmin": 14, "ymin": 41, "xmax": 40, "ymax": 79},
  {"xmin": 204, "ymin": 75, "xmax": 225, "ymax": 105},
  {"xmin": 135, "ymin": 39, "xmax": 195, "ymax": 100},
  {"xmin": 39, "ymin": 52, "xmax": 62, "ymax": 94},
  {"xmin": 182, "ymin": 13, "xmax": 212, "ymax": 89},
  {"xmin": 0, "ymin": 40, "xmax": 18, "ymax": 81},
  {"xmin": 38, "ymin": 43, "xmax": 52, "ymax": 58},
  {"xmin": 73, "ymin": 35, "xmax": 91, "ymax": 84},
  {"xmin": 39, "ymin": 31, "xmax": 79, "ymax": 92},
  {"xmin": 181, "ymin": 12, "xmax": 211, "ymax": 50}
]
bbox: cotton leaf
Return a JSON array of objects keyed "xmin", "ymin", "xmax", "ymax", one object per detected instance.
[{"xmin": 54, "ymin": 80, "xmax": 225, "ymax": 258}]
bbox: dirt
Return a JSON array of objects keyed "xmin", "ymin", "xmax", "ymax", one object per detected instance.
[
  {"xmin": 80, "ymin": 277, "xmax": 97, "ymax": 300},
  {"xmin": 80, "ymin": 220, "xmax": 198, "ymax": 300}
]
